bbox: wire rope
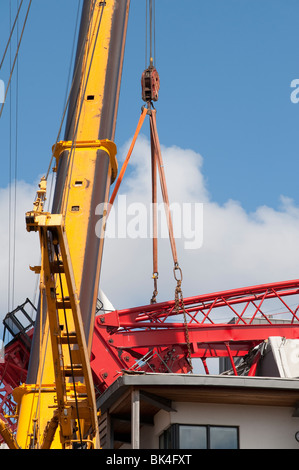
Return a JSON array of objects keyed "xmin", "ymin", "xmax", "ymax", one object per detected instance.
[
  {"xmin": 149, "ymin": 0, "xmax": 153, "ymax": 61},
  {"xmin": 12, "ymin": 0, "xmax": 20, "ymax": 309},
  {"xmin": 8, "ymin": 1, "xmax": 12, "ymax": 312},
  {"xmin": 145, "ymin": 0, "xmax": 147, "ymax": 68},
  {"xmin": 0, "ymin": 0, "xmax": 24, "ymax": 71},
  {"xmin": 153, "ymin": 0, "xmax": 156, "ymax": 66},
  {"xmin": 58, "ymin": 1, "xmax": 106, "ymax": 214},
  {"xmin": 145, "ymin": 0, "xmax": 156, "ymax": 66},
  {"xmin": 44, "ymin": 0, "xmax": 82, "ymax": 224},
  {"xmin": 6, "ymin": 0, "xmax": 21, "ymax": 312},
  {"xmin": 0, "ymin": 0, "xmax": 32, "ymax": 119},
  {"xmin": 45, "ymin": 0, "xmax": 97, "ymax": 182}
]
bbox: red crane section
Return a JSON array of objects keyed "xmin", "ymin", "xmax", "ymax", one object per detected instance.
[
  {"xmin": 91, "ymin": 278, "xmax": 299, "ymax": 390},
  {"xmin": 2, "ymin": 279, "xmax": 299, "ymax": 435},
  {"xmin": 0, "ymin": 299, "xmax": 35, "ymax": 441}
]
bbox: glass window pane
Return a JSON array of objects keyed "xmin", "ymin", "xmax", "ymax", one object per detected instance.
[
  {"xmin": 179, "ymin": 425, "xmax": 207, "ymax": 449},
  {"xmin": 209, "ymin": 426, "xmax": 238, "ymax": 449},
  {"xmin": 15, "ymin": 310, "xmax": 31, "ymax": 330}
]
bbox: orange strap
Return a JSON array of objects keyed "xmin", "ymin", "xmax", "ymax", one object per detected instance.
[
  {"xmin": 150, "ymin": 120, "xmax": 158, "ymax": 303},
  {"xmin": 149, "ymin": 109, "xmax": 178, "ymax": 266},
  {"xmin": 106, "ymin": 104, "xmax": 180, "ymax": 303},
  {"xmin": 151, "ymin": 122, "xmax": 158, "ymax": 277},
  {"xmin": 108, "ymin": 106, "xmax": 148, "ymax": 215}
]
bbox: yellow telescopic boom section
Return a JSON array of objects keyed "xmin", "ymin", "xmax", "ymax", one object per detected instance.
[{"xmin": 10, "ymin": 0, "xmax": 130, "ymax": 449}]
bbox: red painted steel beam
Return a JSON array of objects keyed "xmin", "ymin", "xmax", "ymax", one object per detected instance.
[
  {"xmin": 96, "ymin": 322, "xmax": 299, "ymax": 350},
  {"xmin": 2, "ymin": 279, "xmax": 299, "ymax": 404},
  {"xmin": 91, "ymin": 279, "xmax": 299, "ymax": 386},
  {"xmin": 97, "ymin": 279, "xmax": 299, "ymax": 327}
]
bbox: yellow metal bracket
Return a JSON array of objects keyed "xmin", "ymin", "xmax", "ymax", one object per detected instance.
[{"xmin": 52, "ymin": 139, "xmax": 118, "ymax": 183}]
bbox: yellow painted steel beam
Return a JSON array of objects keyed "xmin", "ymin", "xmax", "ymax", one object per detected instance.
[
  {"xmin": 14, "ymin": 211, "xmax": 100, "ymax": 448},
  {"xmin": 13, "ymin": 0, "xmax": 130, "ymax": 449},
  {"xmin": 57, "ymin": 0, "xmax": 122, "ymax": 344},
  {"xmin": 0, "ymin": 418, "xmax": 20, "ymax": 449}
]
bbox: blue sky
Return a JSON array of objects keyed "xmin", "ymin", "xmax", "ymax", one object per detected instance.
[
  {"xmin": 1, "ymin": 0, "xmax": 299, "ymax": 325},
  {"xmin": 0, "ymin": 0, "xmax": 299, "ymax": 212}
]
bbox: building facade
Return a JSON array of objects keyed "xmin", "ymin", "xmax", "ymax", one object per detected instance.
[{"xmin": 98, "ymin": 373, "xmax": 299, "ymax": 449}]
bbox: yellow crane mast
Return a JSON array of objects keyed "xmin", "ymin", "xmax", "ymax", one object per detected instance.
[{"xmin": 4, "ymin": 0, "xmax": 130, "ymax": 449}]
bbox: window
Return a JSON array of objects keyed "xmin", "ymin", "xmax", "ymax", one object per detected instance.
[
  {"xmin": 159, "ymin": 424, "xmax": 239, "ymax": 449},
  {"xmin": 179, "ymin": 425, "xmax": 207, "ymax": 449},
  {"xmin": 209, "ymin": 426, "xmax": 239, "ymax": 449}
]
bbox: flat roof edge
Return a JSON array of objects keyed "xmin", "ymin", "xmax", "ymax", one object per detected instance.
[{"xmin": 97, "ymin": 372, "xmax": 299, "ymax": 410}]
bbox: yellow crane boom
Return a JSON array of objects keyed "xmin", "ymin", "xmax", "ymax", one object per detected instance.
[{"xmin": 5, "ymin": 0, "xmax": 130, "ymax": 449}]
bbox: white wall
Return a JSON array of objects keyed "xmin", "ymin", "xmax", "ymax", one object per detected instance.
[{"xmin": 144, "ymin": 402, "xmax": 299, "ymax": 449}]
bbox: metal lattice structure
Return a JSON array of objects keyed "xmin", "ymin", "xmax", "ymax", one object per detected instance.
[
  {"xmin": 0, "ymin": 299, "xmax": 35, "ymax": 442},
  {"xmin": 2, "ymin": 279, "xmax": 299, "ymax": 437},
  {"xmin": 91, "ymin": 279, "xmax": 299, "ymax": 389}
]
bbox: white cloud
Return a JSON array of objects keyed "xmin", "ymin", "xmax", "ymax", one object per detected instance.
[
  {"xmin": 1, "ymin": 136, "xmax": 299, "ymax": 334},
  {"xmin": 0, "ymin": 180, "xmax": 40, "ymax": 332},
  {"xmin": 100, "ymin": 135, "xmax": 299, "ymax": 310}
]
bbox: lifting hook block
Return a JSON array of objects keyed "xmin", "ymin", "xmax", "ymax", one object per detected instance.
[{"xmin": 141, "ymin": 64, "xmax": 160, "ymax": 103}]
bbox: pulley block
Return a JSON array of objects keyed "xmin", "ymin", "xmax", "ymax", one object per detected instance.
[{"xmin": 141, "ymin": 62, "xmax": 160, "ymax": 102}]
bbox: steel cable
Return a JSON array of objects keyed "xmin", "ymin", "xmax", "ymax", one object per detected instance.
[
  {"xmin": 0, "ymin": 0, "xmax": 24, "ymax": 71},
  {"xmin": 0, "ymin": 0, "xmax": 32, "ymax": 119}
]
